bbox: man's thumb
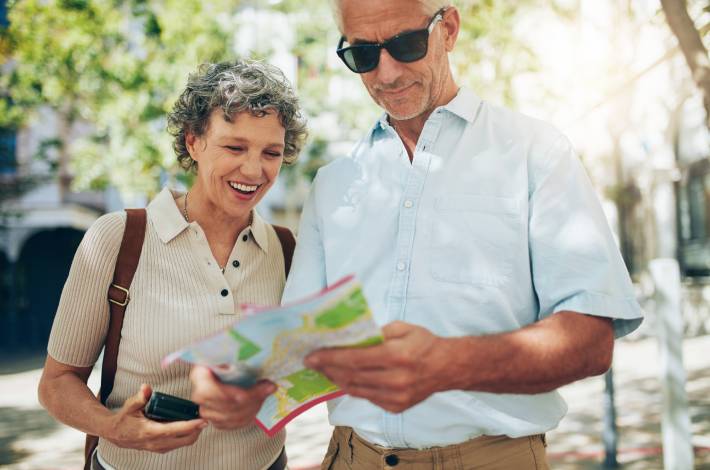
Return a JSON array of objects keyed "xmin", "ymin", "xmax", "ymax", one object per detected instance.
[
  {"xmin": 382, "ymin": 321, "xmax": 411, "ymax": 340},
  {"xmin": 125, "ymin": 383, "xmax": 152, "ymax": 413}
]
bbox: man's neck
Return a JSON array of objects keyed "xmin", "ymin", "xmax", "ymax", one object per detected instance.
[{"xmin": 390, "ymin": 80, "xmax": 459, "ymax": 162}]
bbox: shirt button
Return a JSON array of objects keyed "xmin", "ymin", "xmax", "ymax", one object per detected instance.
[
  {"xmin": 396, "ymin": 262, "xmax": 406, "ymax": 271},
  {"xmin": 220, "ymin": 289, "xmax": 229, "ymax": 297},
  {"xmin": 232, "ymin": 260, "xmax": 240, "ymax": 268},
  {"xmin": 242, "ymin": 234, "xmax": 248, "ymax": 242},
  {"xmin": 385, "ymin": 454, "xmax": 399, "ymax": 466},
  {"xmin": 403, "ymin": 200, "xmax": 413, "ymax": 208}
]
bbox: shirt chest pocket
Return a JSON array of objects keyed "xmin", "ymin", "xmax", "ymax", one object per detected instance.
[{"xmin": 429, "ymin": 195, "xmax": 522, "ymax": 286}]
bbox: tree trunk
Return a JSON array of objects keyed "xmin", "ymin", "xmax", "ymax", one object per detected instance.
[
  {"xmin": 57, "ymin": 106, "xmax": 74, "ymax": 202},
  {"xmin": 660, "ymin": 0, "xmax": 710, "ymax": 128}
]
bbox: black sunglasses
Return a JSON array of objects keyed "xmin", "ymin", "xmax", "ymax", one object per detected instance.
[{"xmin": 336, "ymin": 7, "xmax": 447, "ymax": 74}]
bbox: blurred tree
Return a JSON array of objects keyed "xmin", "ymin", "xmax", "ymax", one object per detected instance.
[
  {"xmin": 1, "ymin": 0, "xmax": 235, "ymax": 197},
  {"xmin": 1, "ymin": 0, "xmax": 563, "ymax": 194},
  {"xmin": 660, "ymin": 0, "xmax": 710, "ymax": 128},
  {"xmin": 276, "ymin": 0, "xmax": 562, "ymax": 181}
]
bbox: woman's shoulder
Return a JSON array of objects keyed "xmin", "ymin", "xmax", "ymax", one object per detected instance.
[{"xmin": 80, "ymin": 211, "xmax": 128, "ymax": 256}]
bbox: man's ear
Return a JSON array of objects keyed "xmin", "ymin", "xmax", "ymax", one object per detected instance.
[{"xmin": 442, "ymin": 7, "xmax": 460, "ymax": 52}]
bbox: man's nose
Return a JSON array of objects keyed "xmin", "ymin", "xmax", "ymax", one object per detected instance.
[{"xmin": 372, "ymin": 48, "xmax": 403, "ymax": 84}]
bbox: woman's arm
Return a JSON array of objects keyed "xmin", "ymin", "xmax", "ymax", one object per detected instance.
[{"xmin": 38, "ymin": 355, "xmax": 208, "ymax": 453}]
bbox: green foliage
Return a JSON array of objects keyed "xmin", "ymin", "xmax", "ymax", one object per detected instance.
[
  {"xmin": 454, "ymin": 0, "xmax": 548, "ymax": 106},
  {"xmin": 2, "ymin": 0, "xmax": 238, "ymax": 195},
  {"xmin": 1, "ymin": 0, "xmax": 560, "ymax": 193}
]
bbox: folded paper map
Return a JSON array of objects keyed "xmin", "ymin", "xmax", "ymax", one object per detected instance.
[{"xmin": 162, "ymin": 275, "xmax": 382, "ymax": 436}]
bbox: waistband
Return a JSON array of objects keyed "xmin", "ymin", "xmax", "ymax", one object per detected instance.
[{"xmin": 332, "ymin": 426, "xmax": 546, "ymax": 467}]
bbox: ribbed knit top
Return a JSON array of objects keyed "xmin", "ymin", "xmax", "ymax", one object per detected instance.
[{"xmin": 47, "ymin": 188, "xmax": 287, "ymax": 469}]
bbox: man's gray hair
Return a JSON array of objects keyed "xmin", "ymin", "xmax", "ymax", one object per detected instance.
[
  {"xmin": 167, "ymin": 60, "xmax": 308, "ymax": 173},
  {"xmin": 330, "ymin": 0, "xmax": 451, "ymax": 33}
]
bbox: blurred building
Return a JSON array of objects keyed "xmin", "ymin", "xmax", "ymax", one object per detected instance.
[
  {"xmin": 2, "ymin": 0, "xmax": 709, "ymax": 354},
  {"xmin": 0, "ymin": 106, "xmax": 116, "ymax": 352}
]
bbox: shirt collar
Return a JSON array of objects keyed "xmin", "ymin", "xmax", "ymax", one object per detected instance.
[
  {"xmin": 374, "ymin": 86, "xmax": 481, "ymax": 134},
  {"xmin": 146, "ymin": 186, "xmax": 269, "ymax": 253},
  {"xmin": 442, "ymin": 87, "xmax": 481, "ymax": 123},
  {"xmin": 147, "ymin": 187, "xmax": 190, "ymax": 244},
  {"xmin": 249, "ymin": 209, "xmax": 269, "ymax": 253}
]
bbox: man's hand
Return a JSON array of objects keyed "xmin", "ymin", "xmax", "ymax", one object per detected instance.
[
  {"xmin": 189, "ymin": 366, "xmax": 276, "ymax": 430},
  {"xmin": 304, "ymin": 321, "xmax": 450, "ymax": 413}
]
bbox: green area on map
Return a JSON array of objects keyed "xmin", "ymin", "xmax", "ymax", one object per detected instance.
[
  {"xmin": 351, "ymin": 335, "xmax": 384, "ymax": 347},
  {"xmin": 285, "ymin": 369, "xmax": 338, "ymax": 402},
  {"xmin": 229, "ymin": 330, "xmax": 262, "ymax": 360},
  {"xmin": 315, "ymin": 288, "xmax": 368, "ymax": 329}
]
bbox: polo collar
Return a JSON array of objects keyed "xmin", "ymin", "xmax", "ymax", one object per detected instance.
[
  {"xmin": 147, "ymin": 187, "xmax": 190, "ymax": 244},
  {"xmin": 249, "ymin": 209, "xmax": 269, "ymax": 254},
  {"xmin": 146, "ymin": 187, "xmax": 269, "ymax": 253}
]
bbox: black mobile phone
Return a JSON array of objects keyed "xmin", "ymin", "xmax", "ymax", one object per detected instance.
[{"xmin": 144, "ymin": 391, "xmax": 200, "ymax": 422}]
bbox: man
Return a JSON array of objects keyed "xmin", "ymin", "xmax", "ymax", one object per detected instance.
[{"xmin": 283, "ymin": 0, "xmax": 643, "ymax": 468}]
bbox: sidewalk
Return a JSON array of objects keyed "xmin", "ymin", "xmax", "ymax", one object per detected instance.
[{"xmin": 1, "ymin": 335, "xmax": 708, "ymax": 469}]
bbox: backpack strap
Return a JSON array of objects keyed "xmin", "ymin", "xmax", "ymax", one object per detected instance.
[
  {"xmin": 100, "ymin": 208, "xmax": 147, "ymax": 404},
  {"xmin": 272, "ymin": 225, "xmax": 295, "ymax": 278}
]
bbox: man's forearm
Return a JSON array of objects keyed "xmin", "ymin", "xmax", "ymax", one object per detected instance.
[{"xmin": 438, "ymin": 311, "xmax": 614, "ymax": 394}]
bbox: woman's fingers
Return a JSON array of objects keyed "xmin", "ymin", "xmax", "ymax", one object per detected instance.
[
  {"xmin": 147, "ymin": 426, "xmax": 205, "ymax": 453},
  {"xmin": 146, "ymin": 418, "xmax": 208, "ymax": 438},
  {"xmin": 122, "ymin": 383, "xmax": 153, "ymax": 414}
]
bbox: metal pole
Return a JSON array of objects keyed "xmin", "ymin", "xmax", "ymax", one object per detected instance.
[
  {"xmin": 650, "ymin": 259, "xmax": 694, "ymax": 470},
  {"xmin": 602, "ymin": 368, "xmax": 619, "ymax": 468}
]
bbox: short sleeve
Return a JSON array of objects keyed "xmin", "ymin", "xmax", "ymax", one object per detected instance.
[
  {"xmin": 528, "ymin": 136, "xmax": 643, "ymax": 338},
  {"xmin": 281, "ymin": 174, "xmax": 327, "ymax": 304},
  {"xmin": 47, "ymin": 212, "xmax": 126, "ymax": 367}
]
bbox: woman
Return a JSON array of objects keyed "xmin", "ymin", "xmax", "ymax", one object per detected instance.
[{"xmin": 38, "ymin": 60, "xmax": 307, "ymax": 469}]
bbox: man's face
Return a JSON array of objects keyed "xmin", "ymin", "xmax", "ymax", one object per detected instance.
[{"xmin": 339, "ymin": 0, "xmax": 453, "ymax": 121}]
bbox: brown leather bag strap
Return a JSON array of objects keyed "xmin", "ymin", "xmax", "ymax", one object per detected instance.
[
  {"xmin": 272, "ymin": 225, "xmax": 295, "ymax": 278},
  {"xmin": 100, "ymin": 208, "xmax": 147, "ymax": 404}
]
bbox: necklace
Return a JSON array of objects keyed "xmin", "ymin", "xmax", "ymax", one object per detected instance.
[{"xmin": 183, "ymin": 191, "xmax": 190, "ymax": 222}]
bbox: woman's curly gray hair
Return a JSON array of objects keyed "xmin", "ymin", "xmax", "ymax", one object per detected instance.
[{"xmin": 168, "ymin": 60, "xmax": 308, "ymax": 172}]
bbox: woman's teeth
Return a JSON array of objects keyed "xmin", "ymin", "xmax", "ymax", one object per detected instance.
[{"xmin": 229, "ymin": 182, "xmax": 259, "ymax": 193}]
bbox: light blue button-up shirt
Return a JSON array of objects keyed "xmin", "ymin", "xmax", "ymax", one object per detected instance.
[{"xmin": 282, "ymin": 88, "xmax": 643, "ymax": 449}]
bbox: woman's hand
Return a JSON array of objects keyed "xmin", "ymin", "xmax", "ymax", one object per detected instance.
[
  {"xmin": 105, "ymin": 384, "xmax": 208, "ymax": 453},
  {"xmin": 189, "ymin": 366, "xmax": 276, "ymax": 430}
]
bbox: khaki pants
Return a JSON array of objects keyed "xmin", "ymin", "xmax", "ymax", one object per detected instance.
[{"xmin": 321, "ymin": 426, "xmax": 549, "ymax": 470}]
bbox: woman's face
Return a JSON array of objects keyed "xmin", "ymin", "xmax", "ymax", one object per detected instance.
[{"xmin": 187, "ymin": 109, "xmax": 286, "ymax": 220}]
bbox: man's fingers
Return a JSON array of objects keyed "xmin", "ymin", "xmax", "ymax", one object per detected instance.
[
  {"xmin": 305, "ymin": 345, "xmax": 388, "ymax": 370},
  {"xmin": 382, "ymin": 321, "xmax": 414, "ymax": 340},
  {"xmin": 345, "ymin": 384, "xmax": 417, "ymax": 413},
  {"xmin": 333, "ymin": 368, "xmax": 415, "ymax": 391}
]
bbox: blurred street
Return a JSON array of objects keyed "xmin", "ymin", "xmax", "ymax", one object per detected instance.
[{"xmin": 0, "ymin": 335, "xmax": 708, "ymax": 469}]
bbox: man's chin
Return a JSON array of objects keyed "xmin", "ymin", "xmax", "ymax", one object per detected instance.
[
  {"xmin": 378, "ymin": 96, "xmax": 426, "ymax": 121},
  {"xmin": 385, "ymin": 106, "xmax": 426, "ymax": 121}
]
